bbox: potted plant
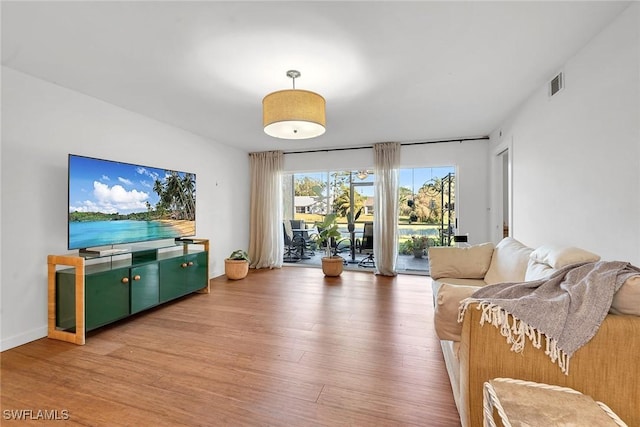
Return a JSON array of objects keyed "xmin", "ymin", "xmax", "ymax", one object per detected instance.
[
  {"xmin": 410, "ymin": 235, "xmax": 429, "ymax": 258},
  {"xmin": 312, "ymin": 213, "xmax": 344, "ymax": 277},
  {"xmin": 225, "ymin": 249, "xmax": 250, "ymax": 280}
]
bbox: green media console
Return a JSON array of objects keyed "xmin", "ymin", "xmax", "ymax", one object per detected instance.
[{"xmin": 48, "ymin": 239, "xmax": 209, "ymax": 345}]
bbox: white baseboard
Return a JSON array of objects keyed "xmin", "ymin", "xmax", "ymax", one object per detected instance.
[{"xmin": 1, "ymin": 326, "xmax": 47, "ymax": 351}]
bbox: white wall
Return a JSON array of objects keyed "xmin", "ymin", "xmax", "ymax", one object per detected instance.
[
  {"xmin": 1, "ymin": 67, "xmax": 250, "ymax": 350},
  {"xmin": 489, "ymin": 4, "xmax": 640, "ymax": 264},
  {"xmin": 284, "ymin": 139, "xmax": 491, "ymax": 244}
]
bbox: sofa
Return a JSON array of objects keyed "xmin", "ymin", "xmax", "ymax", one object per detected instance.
[{"xmin": 428, "ymin": 237, "xmax": 640, "ymax": 427}]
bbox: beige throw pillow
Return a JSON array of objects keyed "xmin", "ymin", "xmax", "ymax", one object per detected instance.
[
  {"xmin": 434, "ymin": 283, "xmax": 479, "ymax": 342},
  {"xmin": 610, "ymin": 275, "xmax": 640, "ymax": 316},
  {"xmin": 484, "ymin": 237, "xmax": 532, "ymax": 285},
  {"xmin": 530, "ymin": 244, "xmax": 600, "ymax": 269},
  {"xmin": 428, "ymin": 243, "xmax": 495, "ymax": 280}
]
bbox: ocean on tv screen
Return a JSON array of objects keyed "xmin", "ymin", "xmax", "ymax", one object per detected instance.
[{"xmin": 69, "ymin": 219, "xmax": 195, "ymax": 249}]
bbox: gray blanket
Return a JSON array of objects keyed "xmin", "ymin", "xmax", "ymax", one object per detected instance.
[{"xmin": 459, "ymin": 260, "xmax": 640, "ymax": 374}]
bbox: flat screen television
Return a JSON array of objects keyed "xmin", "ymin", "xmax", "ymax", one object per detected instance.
[{"xmin": 68, "ymin": 154, "xmax": 196, "ymax": 250}]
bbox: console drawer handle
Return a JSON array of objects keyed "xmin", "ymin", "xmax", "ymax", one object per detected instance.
[
  {"xmin": 133, "ymin": 275, "xmax": 141, "ymax": 281},
  {"xmin": 121, "ymin": 277, "xmax": 129, "ymax": 284}
]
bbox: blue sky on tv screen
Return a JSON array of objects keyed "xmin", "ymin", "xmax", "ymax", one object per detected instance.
[{"xmin": 69, "ymin": 155, "xmax": 188, "ymax": 215}]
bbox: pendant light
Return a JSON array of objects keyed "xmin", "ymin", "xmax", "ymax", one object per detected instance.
[{"xmin": 262, "ymin": 70, "xmax": 326, "ymax": 139}]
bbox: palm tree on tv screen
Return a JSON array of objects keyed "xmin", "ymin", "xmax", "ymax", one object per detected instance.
[{"xmin": 153, "ymin": 171, "xmax": 196, "ymax": 221}]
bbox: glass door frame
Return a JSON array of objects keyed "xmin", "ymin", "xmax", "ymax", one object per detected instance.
[{"xmin": 347, "ymin": 180, "xmax": 373, "ymax": 264}]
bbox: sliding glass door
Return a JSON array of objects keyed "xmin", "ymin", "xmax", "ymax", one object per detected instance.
[
  {"xmin": 283, "ymin": 170, "xmax": 375, "ymax": 269},
  {"xmin": 397, "ymin": 167, "xmax": 455, "ymax": 274}
]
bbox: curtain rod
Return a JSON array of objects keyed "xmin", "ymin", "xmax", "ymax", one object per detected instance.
[{"xmin": 283, "ymin": 136, "xmax": 489, "ymax": 155}]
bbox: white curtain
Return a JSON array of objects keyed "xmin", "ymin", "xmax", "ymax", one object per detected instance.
[
  {"xmin": 248, "ymin": 151, "xmax": 283, "ymax": 269},
  {"xmin": 373, "ymin": 142, "xmax": 400, "ymax": 276}
]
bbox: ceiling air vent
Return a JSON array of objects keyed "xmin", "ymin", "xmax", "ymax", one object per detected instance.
[{"xmin": 550, "ymin": 72, "xmax": 564, "ymax": 97}]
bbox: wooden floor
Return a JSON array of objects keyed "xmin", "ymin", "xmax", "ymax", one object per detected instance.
[{"xmin": 1, "ymin": 267, "xmax": 460, "ymax": 426}]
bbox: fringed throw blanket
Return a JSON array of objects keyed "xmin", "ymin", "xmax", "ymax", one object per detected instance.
[{"xmin": 459, "ymin": 261, "xmax": 640, "ymax": 374}]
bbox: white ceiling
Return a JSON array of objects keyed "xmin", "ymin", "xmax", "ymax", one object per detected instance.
[{"xmin": 1, "ymin": 1, "xmax": 631, "ymax": 153}]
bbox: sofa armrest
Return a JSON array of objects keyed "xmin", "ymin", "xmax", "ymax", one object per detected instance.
[{"xmin": 459, "ymin": 304, "xmax": 640, "ymax": 427}]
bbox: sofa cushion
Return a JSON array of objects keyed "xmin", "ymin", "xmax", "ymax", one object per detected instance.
[
  {"xmin": 432, "ymin": 278, "xmax": 484, "ymax": 308},
  {"xmin": 434, "ymin": 283, "xmax": 478, "ymax": 342},
  {"xmin": 428, "ymin": 243, "xmax": 495, "ymax": 280},
  {"xmin": 484, "ymin": 237, "xmax": 532, "ymax": 285},
  {"xmin": 610, "ymin": 275, "xmax": 640, "ymax": 316},
  {"xmin": 530, "ymin": 244, "xmax": 600, "ymax": 269}
]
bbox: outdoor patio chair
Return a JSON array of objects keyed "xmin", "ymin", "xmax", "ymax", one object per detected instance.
[
  {"xmin": 283, "ymin": 221, "xmax": 305, "ymax": 262},
  {"xmin": 358, "ymin": 221, "xmax": 375, "ymax": 267},
  {"xmin": 290, "ymin": 219, "xmax": 305, "ymax": 230}
]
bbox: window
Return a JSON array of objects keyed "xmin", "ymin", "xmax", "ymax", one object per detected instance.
[{"xmin": 282, "ymin": 166, "xmax": 455, "ymax": 274}]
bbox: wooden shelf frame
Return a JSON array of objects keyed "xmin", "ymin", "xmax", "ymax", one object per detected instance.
[{"xmin": 48, "ymin": 254, "xmax": 86, "ymax": 345}]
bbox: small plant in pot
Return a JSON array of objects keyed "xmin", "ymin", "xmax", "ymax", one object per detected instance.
[
  {"xmin": 410, "ymin": 235, "xmax": 429, "ymax": 258},
  {"xmin": 312, "ymin": 213, "xmax": 344, "ymax": 277},
  {"xmin": 225, "ymin": 249, "xmax": 250, "ymax": 280}
]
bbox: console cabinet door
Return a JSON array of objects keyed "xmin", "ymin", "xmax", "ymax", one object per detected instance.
[
  {"xmin": 130, "ymin": 263, "xmax": 159, "ymax": 314},
  {"xmin": 85, "ymin": 268, "xmax": 130, "ymax": 331},
  {"xmin": 185, "ymin": 252, "xmax": 208, "ymax": 293},
  {"xmin": 159, "ymin": 252, "xmax": 207, "ymax": 302},
  {"xmin": 159, "ymin": 257, "xmax": 190, "ymax": 302}
]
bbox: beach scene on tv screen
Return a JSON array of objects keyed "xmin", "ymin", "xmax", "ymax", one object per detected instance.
[{"xmin": 69, "ymin": 155, "xmax": 195, "ymax": 249}]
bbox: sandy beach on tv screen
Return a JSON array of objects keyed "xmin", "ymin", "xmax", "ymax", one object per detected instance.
[{"xmin": 160, "ymin": 219, "xmax": 196, "ymax": 235}]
